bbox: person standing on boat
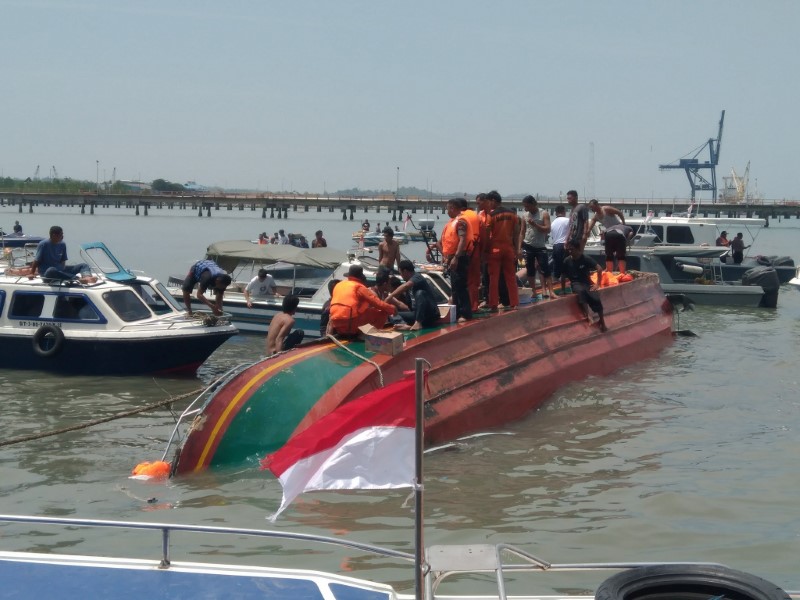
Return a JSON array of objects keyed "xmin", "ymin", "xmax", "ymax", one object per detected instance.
[
  {"xmin": 587, "ymin": 199, "xmax": 632, "ymax": 273},
  {"xmin": 311, "ymin": 230, "xmax": 327, "ymax": 248},
  {"xmin": 562, "ymin": 246, "xmax": 607, "ymax": 332},
  {"xmin": 549, "ymin": 205, "xmax": 570, "ymax": 289},
  {"xmin": 730, "ymin": 232, "xmax": 750, "ymax": 265},
  {"xmin": 716, "ymin": 231, "xmax": 730, "ymax": 247},
  {"xmin": 266, "ymin": 295, "xmax": 304, "ymax": 355},
  {"xmin": 521, "ymin": 195, "xmax": 554, "ymax": 299},
  {"xmin": 485, "ymin": 190, "xmax": 521, "ymax": 311},
  {"xmin": 378, "ymin": 227, "xmax": 402, "ymax": 273},
  {"xmin": 181, "ymin": 259, "xmax": 232, "ymax": 316},
  {"xmin": 244, "ymin": 268, "xmax": 280, "ymax": 308},
  {"xmin": 327, "ymin": 265, "xmax": 396, "ymax": 336},
  {"xmin": 279, "ymin": 229, "xmax": 290, "ymax": 244},
  {"xmin": 28, "ymin": 225, "xmax": 93, "ymax": 283},
  {"xmin": 455, "ymin": 197, "xmax": 483, "ymax": 312},
  {"xmin": 440, "ymin": 198, "xmax": 473, "ymax": 322},
  {"xmin": 566, "ymin": 190, "xmax": 590, "ymax": 253},
  {"xmin": 386, "ymin": 260, "xmax": 440, "ymax": 330}
]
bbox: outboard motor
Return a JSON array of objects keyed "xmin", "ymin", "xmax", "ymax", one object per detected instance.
[{"xmin": 742, "ymin": 265, "xmax": 780, "ymax": 308}]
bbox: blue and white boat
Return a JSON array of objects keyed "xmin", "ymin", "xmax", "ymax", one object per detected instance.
[{"xmin": 0, "ymin": 242, "xmax": 237, "ymax": 375}]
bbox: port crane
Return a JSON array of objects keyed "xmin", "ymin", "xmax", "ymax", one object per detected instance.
[{"xmin": 659, "ymin": 110, "xmax": 725, "ymax": 202}]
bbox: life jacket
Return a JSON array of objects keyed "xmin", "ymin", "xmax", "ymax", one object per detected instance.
[
  {"xmin": 329, "ymin": 277, "xmax": 385, "ymax": 322},
  {"xmin": 441, "ymin": 215, "xmax": 474, "ymax": 257},
  {"xmin": 591, "ymin": 271, "xmax": 621, "ymax": 287},
  {"xmin": 461, "ymin": 209, "xmax": 481, "ymax": 246}
]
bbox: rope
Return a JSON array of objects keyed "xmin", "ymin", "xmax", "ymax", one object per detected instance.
[
  {"xmin": 326, "ymin": 334, "xmax": 385, "ymax": 387},
  {"xmin": 0, "ymin": 387, "xmax": 203, "ymax": 448}
]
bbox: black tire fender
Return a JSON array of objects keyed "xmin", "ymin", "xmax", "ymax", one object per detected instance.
[
  {"xmin": 595, "ymin": 564, "xmax": 790, "ymax": 600},
  {"xmin": 32, "ymin": 324, "xmax": 65, "ymax": 358}
]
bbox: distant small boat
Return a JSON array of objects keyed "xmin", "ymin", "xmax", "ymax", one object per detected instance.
[{"xmin": 0, "ymin": 232, "xmax": 44, "ymax": 248}]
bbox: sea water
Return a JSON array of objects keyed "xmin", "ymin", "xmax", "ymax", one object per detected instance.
[{"xmin": 1, "ymin": 203, "xmax": 799, "ymax": 593}]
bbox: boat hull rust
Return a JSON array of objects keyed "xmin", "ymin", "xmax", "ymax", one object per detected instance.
[{"xmin": 173, "ymin": 274, "xmax": 673, "ymax": 474}]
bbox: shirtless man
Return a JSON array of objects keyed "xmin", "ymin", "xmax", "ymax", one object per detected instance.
[
  {"xmin": 378, "ymin": 227, "xmax": 402, "ymax": 272},
  {"xmin": 265, "ymin": 295, "xmax": 304, "ymax": 355}
]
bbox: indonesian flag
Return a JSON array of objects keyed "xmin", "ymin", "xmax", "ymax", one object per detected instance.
[
  {"xmin": 261, "ymin": 374, "xmax": 416, "ymax": 521},
  {"xmin": 403, "ymin": 212, "xmax": 412, "ymax": 231}
]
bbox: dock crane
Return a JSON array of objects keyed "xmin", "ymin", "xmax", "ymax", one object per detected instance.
[{"xmin": 659, "ymin": 110, "xmax": 725, "ymax": 202}]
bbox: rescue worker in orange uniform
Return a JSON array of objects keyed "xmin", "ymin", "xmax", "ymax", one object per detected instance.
[
  {"xmin": 327, "ymin": 265, "xmax": 397, "ymax": 336},
  {"xmin": 485, "ymin": 190, "xmax": 521, "ymax": 311},
  {"xmin": 440, "ymin": 198, "xmax": 474, "ymax": 322},
  {"xmin": 457, "ymin": 197, "xmax": 483, "ymax": 313}
]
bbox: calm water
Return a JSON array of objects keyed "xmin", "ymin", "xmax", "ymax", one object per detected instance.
[{"xmin": 1, "ymin": 204, "xmax": 799, "ymax": 593}]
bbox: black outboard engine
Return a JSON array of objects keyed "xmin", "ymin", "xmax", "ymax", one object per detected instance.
[{"xmin": 742, "ymin": 265, "xmax": 780, "ymax": 308}]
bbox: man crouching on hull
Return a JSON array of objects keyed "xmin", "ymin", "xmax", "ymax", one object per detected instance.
[{"xmin": 561, "ymin": 246, "xmax": 607, "ymax": 332}]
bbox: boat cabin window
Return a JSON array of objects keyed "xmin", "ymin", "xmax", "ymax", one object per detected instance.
[
  {"xmin": 0, "ymin": 290, "xmax": 5, "ymax": 315},
  {"xmin": 127, "ymin": 280, "xmax": 183, "ymax": 315},
  {"xmin": 102, "ymin": 290, "xmax": 152, "ymax": 322},
  {"xmin": 665, "ymin": 226, "xmax": 695, "ymax": 244},
  {"xmin": 53, "ymin": 295, "xmax": 100, "ymax": 322},
  {"xmin": 641, "ymin": 225, "xmax": 664, "ymax": 242},
  {"xmin": 9, "ymin": 293, "xmax": 45, "ymax": 318}
]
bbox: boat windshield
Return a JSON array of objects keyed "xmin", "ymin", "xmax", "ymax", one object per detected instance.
[
  {"xmin": 126, "ymin": 280, "xmax": 184, "ymax": 315},
  {"xmin": 102, "ymin": 290, "xmax": 152, "ymax": 322}
]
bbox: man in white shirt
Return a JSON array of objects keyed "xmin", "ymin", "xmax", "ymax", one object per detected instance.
[
  {"xmin": 549, "ymin": 204, "xmax": 570, "ymax": 287},
  {"xmin": 244, "ymin": 269, "xmax": 280, "ymax": 308}
]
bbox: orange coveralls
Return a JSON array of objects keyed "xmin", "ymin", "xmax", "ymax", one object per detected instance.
[{"xmin": 487, "ymin": 206, "xmax": 520, "ymax": 309}]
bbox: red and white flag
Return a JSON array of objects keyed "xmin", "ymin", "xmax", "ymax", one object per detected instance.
[
  {"xmin": 261, "ymin": 374, "xmax": 416, "ymax": 521},
  {"xmin": 403, "ymin": 212, "xmax": 412, "ymax": 231}
]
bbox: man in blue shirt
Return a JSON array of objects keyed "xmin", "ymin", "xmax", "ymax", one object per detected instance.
[
  {"xmin": 181, "ymin": 259, "xmax": 232, "ymax": 316},
  {"xmin": 28, "ymin": 225, "xmax": 91, "ymax": 282}
]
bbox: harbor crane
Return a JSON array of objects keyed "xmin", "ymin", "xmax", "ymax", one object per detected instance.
[{"xmin": 659, "ymin": 110, "xmax": 725, "ymax": 202}]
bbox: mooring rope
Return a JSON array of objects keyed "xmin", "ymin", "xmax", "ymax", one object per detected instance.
[
  {"xmin": 0, "ymin": 387, "xmax": 203, "ymax": 448},
  {"xmin": 326, "ymin": 334, "xmax": 385, "ymax": 387}
]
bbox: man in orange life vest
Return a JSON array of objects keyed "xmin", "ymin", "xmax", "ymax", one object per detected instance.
[
  {"xmin": 456, "ymin": 197, "xmax": 483, "ymax": 313},
  {"xmin": 327, "ymin": 264, "xmax": 397, "ymax": 336},
  {"xmin": 440, "ymin": 198, "xmax": 473, "ymax": 322},
  {"xmin": 485, "ymin": 190, "xmax": 521, "ymax": 311}
]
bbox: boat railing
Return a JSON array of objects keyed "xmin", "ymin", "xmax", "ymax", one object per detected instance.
[
  {"xmin": 0, "ymin": 514, "xmax": 414, "ymax": 570},
  {"xmin": 160, "ymin": 361, "xmax": 257, "ymax": 463},
  {"xmin": 3, "ymin": 514, "xmax": 788, "ymax": 600}
]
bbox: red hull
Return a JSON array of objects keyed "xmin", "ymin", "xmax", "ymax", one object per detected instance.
[{"xmin": 294, "ymin": 274, "xmax": 674, "ymax": 445}]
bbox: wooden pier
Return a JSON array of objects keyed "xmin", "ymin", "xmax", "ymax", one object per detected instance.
[{"xmin": 1, "ymin": 192, "xmax": 799, "ymax": 223}]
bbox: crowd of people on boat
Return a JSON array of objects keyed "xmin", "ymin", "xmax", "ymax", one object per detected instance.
[{"xmin": 318, "ymin": 189, "xmax": 613, "ymax": 338}]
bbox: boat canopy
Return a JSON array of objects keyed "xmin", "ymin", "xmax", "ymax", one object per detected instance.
[{"xmin": 205, "ymin": 240, "xmax": 348, "ymax": 273}]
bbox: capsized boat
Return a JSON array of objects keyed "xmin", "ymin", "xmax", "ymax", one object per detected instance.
[
  {"xmin": 166, "ymin": 272, "xmax": 674, "ymax": 474},
  {"xmin": 0, "ymin": 242, "xmax": 237, "ymax": 375}
]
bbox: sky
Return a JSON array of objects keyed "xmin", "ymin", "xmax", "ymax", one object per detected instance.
[{"xmin": 3, "ymin": 1, "xmax": 799, "ymax": 201}]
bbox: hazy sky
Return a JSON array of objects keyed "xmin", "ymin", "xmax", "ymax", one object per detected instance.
[{"xmin": 3, "ymin": 1, "xmax": 799, "ymax": 200}]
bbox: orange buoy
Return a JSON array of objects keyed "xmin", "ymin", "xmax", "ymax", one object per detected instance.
[{"xmin": 131, "ymin": 460, "xmax": 171, "ymax": 480}]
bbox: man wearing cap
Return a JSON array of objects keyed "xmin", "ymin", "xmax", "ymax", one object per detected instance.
[
  {"xmin": 715, "ymin": 231, "xmax": 730, "ymax": 247},
  {"xmin": 244, "ymin": 268, "xmax": 280, "ymax": 308},
  {"xmin": 327, "ymin": 264, "xmax": 397, "ymax": 336}
]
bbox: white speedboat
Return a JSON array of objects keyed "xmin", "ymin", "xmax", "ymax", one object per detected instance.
[
  {"xmin": 789, "ymin": 267, "xmax": 800, "ymax": 289},
  {"xmin": 0, "ymin": 242, "xmax": 237, "ymax": 375}
]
